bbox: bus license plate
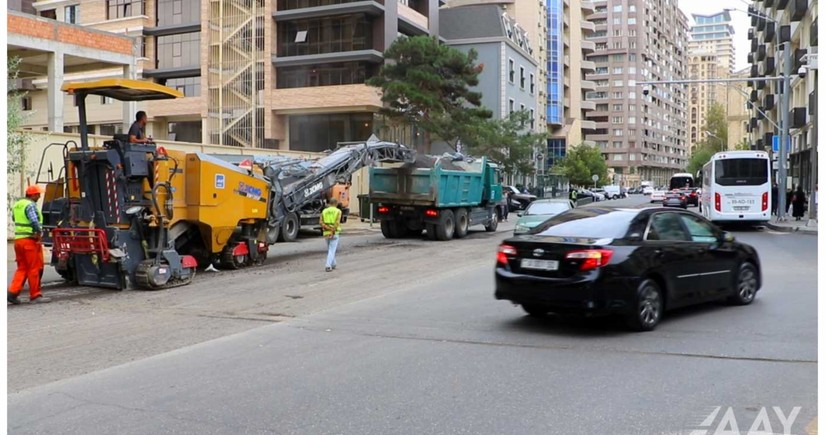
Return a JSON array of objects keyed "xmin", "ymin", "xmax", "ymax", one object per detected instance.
[
  {"xmin": 521, "ymin": 259, "xmax": 559, "ymax": 271},
  {"xmin": 733, "ymin": 206, "xmax": 750, "ymax": 211}
]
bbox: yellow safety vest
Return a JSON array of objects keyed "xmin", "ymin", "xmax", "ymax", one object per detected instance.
[
  {"xmin": 12, "ymin": 198, "xmax": 43, "ymax": 240},
  {"xmin": 322, "ymin": 206, "xmax": 342, "ymax": 237}
]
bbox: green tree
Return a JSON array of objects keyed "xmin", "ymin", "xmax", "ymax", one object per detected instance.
[
  {"xmin": 463, "ymin": 110, "xmax": 546, "ymax": 176},
  {"xmin": 733, "ymin": 138, "xmax": 750, "ymax": 150},
  {"xmin": 366, "ymin": 35, "xmax": 492, "ymax": 152},
  {"xmin": 554, "ymin": 143, "xmax": 608, "ymax": 187},
  {"xmin": 687, "ymin": 146, "xmax": 714, "ymax": 176},
  {"xmin": 7, "ymin": 57, "xmax": 31, "ymax": 208},
  {"xmin": 703, "ymin": 101, "xmax": 728, "ymax": 153}
]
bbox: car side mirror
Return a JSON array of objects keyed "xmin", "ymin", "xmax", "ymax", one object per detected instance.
[{"xmin": 721, "ymin": 231, "xmax": 735, "ymax": 243}]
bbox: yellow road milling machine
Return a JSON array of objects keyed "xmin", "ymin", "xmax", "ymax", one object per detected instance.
[{"xmin": 38, "ymin": 80, "xmax": 415, "ymax": 291}]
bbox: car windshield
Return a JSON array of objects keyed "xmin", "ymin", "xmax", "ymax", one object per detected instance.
[
  {"xmin": 529, "ymin": 208, "xmax": 635, "ymax": 238},
  {"xmin": 525, "ymin": 202, "xmax": 570, "ymax": 215}
]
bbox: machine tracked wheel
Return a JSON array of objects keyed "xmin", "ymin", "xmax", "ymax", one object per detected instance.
[
  {"xmin": 134, "ymin": 260, "xmax": 195, "ymax": 291},
  {"xmin": 220, "ymin": 244, "xmax": 247, "ymax": 270}
]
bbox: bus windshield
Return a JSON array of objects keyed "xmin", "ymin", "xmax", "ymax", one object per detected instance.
[
  {"xmin": 714, "ymin": 158, "xmax": 769, "ymax": 186},
  {"xmin": 669, "ymin": 176, "xmax": 694, "ymax": 190}
]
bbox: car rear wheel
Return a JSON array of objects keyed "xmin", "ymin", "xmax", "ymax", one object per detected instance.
[
  {"xmin": 521, "ymin": 304, "xmax": 549, "ymax": 317},
  {"xmin": 728, "ymin": 262, "xmax": 758, "ymax": 305},
  {"xmin": 626, "ymin": 279, "xmax": 663, "ymax": 331}
]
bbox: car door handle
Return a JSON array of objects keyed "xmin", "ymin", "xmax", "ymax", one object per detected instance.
[{"xmin": 654, "ymin": 249, "xmax": 665, "ymax": 258}]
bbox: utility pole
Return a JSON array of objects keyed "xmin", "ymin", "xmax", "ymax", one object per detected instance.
[{"xmin": 777, "ymin": 42, "xmax": 791, "ymax": 222}]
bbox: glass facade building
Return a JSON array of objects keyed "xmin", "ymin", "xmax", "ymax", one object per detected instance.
[{"xmin": 546, "ymin": 0, "xmax": 563, "ymax": 126}]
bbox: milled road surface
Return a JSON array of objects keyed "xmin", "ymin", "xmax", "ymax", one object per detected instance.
[{"xmin": 8, "ymin": 196, "xmax": 817, "ymax": 434}]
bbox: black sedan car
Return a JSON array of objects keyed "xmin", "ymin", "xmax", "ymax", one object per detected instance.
[
  {"xmin": 494, "ymin": 207, "xmax": 761, "ymax": 331},
  {"xmin": 662, "ymin": 190, "xmax": 688, "ymax": 209},
  {"xmin": 684, "ymin": 187, "xmax": 700, "ymax": 206}
]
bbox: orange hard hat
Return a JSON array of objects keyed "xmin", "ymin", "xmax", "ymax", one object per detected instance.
[{"xmin": 25, "ymin": 185, "xmax": 42, "ymax": 196}]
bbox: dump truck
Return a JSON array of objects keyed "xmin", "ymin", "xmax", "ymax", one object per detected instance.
[{"xmin": 369, "ymin": 154, "xmax": 502, "ymax": 240}]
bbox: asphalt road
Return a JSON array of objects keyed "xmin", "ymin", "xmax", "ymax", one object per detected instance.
[{"xmin": 8, "ymin": 196, "xmax": 817, "ymax": 434}]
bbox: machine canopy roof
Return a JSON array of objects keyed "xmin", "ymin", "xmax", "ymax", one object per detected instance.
[{"xmin": 61, "ymin": 78, "xmax": 183, "ymax": 101}]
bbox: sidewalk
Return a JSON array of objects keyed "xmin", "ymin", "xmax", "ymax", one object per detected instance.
[{"xmin": 763, "ymin": 215, "xmax": 818, "ymax": 235}]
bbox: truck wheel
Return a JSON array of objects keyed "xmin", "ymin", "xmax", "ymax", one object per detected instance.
[
  {"xmin": 278, "ymin": 212, "xmax": 300, "ymax": 243},
  {"xmin": 454, "ymin": 208, "xmax": 469, "ymax": 238},
  {"xmin": 381, "ymin": 220, "xmax": 396, "ymax": 239},
  {"xmin": 484, "ymin": 212, "xmax": 499, "ymax": 232},
  {"xmin": 426, "ymin": 223, "xmax": 437, "ymax": 240},
  {"xmin": 435, "ymin": 210, "xmax": 455, "ymax": 241}
]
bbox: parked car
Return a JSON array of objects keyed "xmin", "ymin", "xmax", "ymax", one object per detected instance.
[
  {"xmin": 591, "ymin": 188, "xmax": 608, "ymax": 200},
  {"xmin": 572, "ymin": 189, "xmax": 595, "ymax": 203},
  {"xmin": 662, "ymin": 190, "xmax": 688, "ymax": 209},
  {"xmin": 650, "ymin": 189, "xmax": 667, "ymax": 203},
  {"xmin": 582, "ymin": 189, "xmax": 605, "ymax": 202},
  {"xmin": 513, "ymin": 199, "xmax": 575, "ymax": 235},
  {"xmin": 494, "ymin": 207, "xmax": 761, "ymax": 331},
  {"xmin": 603, "ymin": 185, "xmax": 625, "ymax": 199},
  {"xmin": 503, "ymin": 185, "xmax": 537, "ymax": 211},
  {"xmin": 642, "ymin": 186, "xmax": 654, "ymax": 195}
]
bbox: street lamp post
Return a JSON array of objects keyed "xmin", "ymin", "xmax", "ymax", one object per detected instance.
[{"xmin": 705, "ymin": 130, "xmax": 724, "ymax": 152}]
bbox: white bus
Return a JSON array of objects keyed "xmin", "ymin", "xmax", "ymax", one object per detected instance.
[
  {"xmin": 669, "ymin": 172, "xmax": 695, "ymax": 190},
  {"xmin": 699, "ymin": 150, "xmax": 771, "ymax": 224}
]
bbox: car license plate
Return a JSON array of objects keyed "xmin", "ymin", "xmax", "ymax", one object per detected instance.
[
  {"xmin": 521, "ymin": 259, "xmax": 559, "ymax": 271},
  {"xmin": 733, "ymin": 206, "xmax": 749, "ymax": 211}
]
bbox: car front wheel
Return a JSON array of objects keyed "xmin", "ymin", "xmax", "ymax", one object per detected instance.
[
  {"xmin": 626, "ymin": 279, "xmax": 663, "ymax": 331},
  {"xmin": 728, "ymin": 262, "xmax": 758, "ymax": 305}
]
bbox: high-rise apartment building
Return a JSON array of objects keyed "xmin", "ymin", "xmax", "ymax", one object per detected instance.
[
  {"xmin": 442, "ymin": 0, "xmax": 548, "ymax": 135},
  {"xmin": 583, "ymin": 0, "xmax": 689, "ymax": 187},
  {"xmin": 747, "ymin": 0, "xmax": 817, "ymax": 197},
  {"xmin": 687, "ymin": 11, "xmax": 735, "ymax": 152},
  {"xmin": 17, "ymin": 0, "xmax": 441, "ymax": 152}
]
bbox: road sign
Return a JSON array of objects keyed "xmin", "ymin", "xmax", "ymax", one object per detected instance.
[
  {"xmin": 592, "ymin": 174, "xmax": 599, "ymax": 182},
  {"xmin": 772, "ymin": 136, "xmax": 790, "ymax": 153}
]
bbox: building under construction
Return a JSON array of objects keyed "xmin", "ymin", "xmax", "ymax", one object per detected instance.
[{"xmin": 11, "ymin": 0, "xmax": 442, "ymax": 152}]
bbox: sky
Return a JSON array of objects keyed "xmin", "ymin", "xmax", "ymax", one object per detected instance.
[{"xmin": 678, "ymin": 0, "xmax": 753, "ymax": 71}]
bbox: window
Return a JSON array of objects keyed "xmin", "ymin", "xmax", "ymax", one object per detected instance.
[
  {"xmin": 530, "ymin": 73, "xmax": 535, "ymax": 94},
  {"xmin": 628, "ymin": 117, "xmax": 636, "ymax": 124},
  {"xmin": 646, "ymin": 213, "xmax": 689, "ymax": 241},
  {"xmin": 277, "ymin": 62, "xmax": 377, "ymax": 88},
  {"xmin": 629, "ymin": 5, "xmax": 636, "ymax": 12},
  {"xmin": 613, "ymin": 80, "xmax": 623, "ymax": 87},
  {"xmin": 529, "ymin": 109, "xmax": 535, "ymax": 129},
  {"xmin": 613, "ymin": 104, "xmax": 623, "ymax": 111},
  {"xmin": 107, "ymin": 0, "xmax": 145, "ymax": 19},
  {"xmin": 64, "ymin": 5, "xmax": 79, "ymax": 24},
  {"xmin": 520, "ymin": 66, "xmax": 525, "ymax": 89},
  {"xmin": 612, "ymin": 67, "xmax": 623, "ymax": 74},
  {"xmin": 612, "ymin": 91, "xmax": 623, "ymax": 99},
  {"xmin": 612, "ymin": 5, "xmax": 622, "ymax": 12},
  {"xmin": 613, "ymin": 129, "xmax": 624, "ymax": 136},
  {"xmin": 612, "ymin": 116, "xmax": 623, "ymax": 124},
  {"xmin": 509, "ymin": 99, "xmax": 515, "ymax": 114},
  {"xmin": 156, "ymin": 32, "xmax": 200, "ymax": 69},
  {"xmin": 21, "ymin": 96, "xmax": 32, "ymax": 111},
  {"xmin": 157, "ymin": 0, "xmax": 201, "ymax": 26},
  {"xmin": 628, "ymin": 17, "xmax": 636, "ymax": 25},
  {"xmin": 278, "ymin": 14, "xmax": 372, "ymax": 57},
  {"xmin": 614, "ymin": 29, "xmax": 623, "ymax": 36},
  {"xmin": 714, "ymin": 158, "xmax": 769, "ymax": 186},
  {"xmin": 613, "ymin": 17, "xmax": 622, "ymax": 25},
  {"xmin": 165, "ymin": 76, "xmax": 201, "ymax": 96},
  {"xmin": 629, "ymin": 154, "xmax": 636, "ymax": 161},
  {"xmin": 612, "ymin": 141, "xmax": 623, "ymax": 148},
  {"xmin": 613, "ymin": 154, "xmax": 623, "ymax": 161},
  {"xmin": 509, "ymin": 59, "xmax": 515, "ymax": 83},
  {"xmin": 678, "ymin": 214, "xmax": 718, "ymax": 243}
]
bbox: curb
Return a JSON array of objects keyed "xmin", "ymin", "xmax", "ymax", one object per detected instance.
[{"xmin": 764, "ymin": 221, "xmax": 818, "ymax": 235}]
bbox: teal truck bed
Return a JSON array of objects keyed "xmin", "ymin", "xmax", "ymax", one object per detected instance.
[{"xmin": 368, "ymin": 156, "xmax": 502, "ymax": 240}]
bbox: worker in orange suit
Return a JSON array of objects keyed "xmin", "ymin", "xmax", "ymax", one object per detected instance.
[{"xmin": 8, "ymin": 185, "xmax": 50, "ymax": 305}]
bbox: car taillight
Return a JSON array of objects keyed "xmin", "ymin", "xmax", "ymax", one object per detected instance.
[
  {"xmin": 690, "ymin": 192, "xmax": 697, "ymax": 197},
  {"xmin": 715, "ymin": 193, "xmax": 721, "ymax": 212},
  {"xmin": 497, "ymin": 244, "xmax": 517, "ymax": 266},
  {"xmin": 378, "ymin": 206, "xmax": 390, "ymax": 214},
  {"xmin": 762, "ymin": 192, "xmax": 768, "ymax": 211},
  {"xmin": 565, "ymin": 249, "xmax": 613, "ymax": 271},
  {"xmin": 425, "ymin": 209, "xmax": 438, "ymax": 217}
]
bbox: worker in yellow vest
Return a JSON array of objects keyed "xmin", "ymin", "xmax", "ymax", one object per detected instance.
[
  {"xmin": 9, "ymin": 185, "xmax": 50, "ymax": 304},
  {"xmin": 319, "ymin": 198, "xmax": 342, "ymax": 272}
]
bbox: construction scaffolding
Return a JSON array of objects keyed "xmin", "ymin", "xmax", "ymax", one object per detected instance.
[{"xmin": 208, "ymin": 0, "xmax": 266, "ymax": 147}]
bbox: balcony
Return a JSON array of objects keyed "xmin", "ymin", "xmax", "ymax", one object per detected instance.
[
  {"xmin": 581, "ymin": 20, "xmax": 596, "ymax": 34},
  {"xmin": 581, "ymin": 100, "xmax": 597, "ymax": 111},
  {"xmin": 398, "ymin": 1, "xmax": 429, "ymax": 34},
  {"xmin": 581, "ymin": 60, "xmax": 596, "ymax": 71},
  {"xmin": 581, "ymin": 1, "xmax": 596, "ymax": 15},
  {"xmin": 581, "ymin": 80, "xmax": 597, "ymax": 91},
  {"xmin": 581, "ymin": 120, "xmax": 598, "ymax": 130},
  {"xmin": 581, "ymin": 40, "xmax": 596, "ymax": 53},
  {"xmin": 788, "ymin": 0, "xmax": 808, "ymax": 21}
]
